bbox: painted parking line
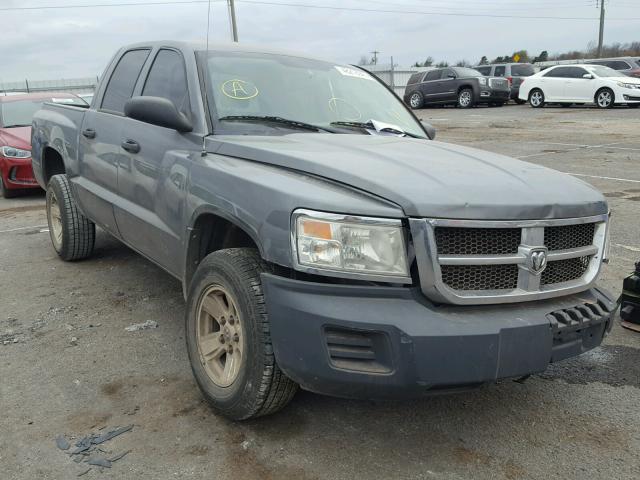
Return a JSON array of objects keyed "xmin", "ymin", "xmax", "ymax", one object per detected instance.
[
  {"xmin": 0, "ymin": 224, "xmax": 47, "ymax": 234},
  {"xmin": 565, "ymin": 173, "xmax": 640, "ymax": 184}
]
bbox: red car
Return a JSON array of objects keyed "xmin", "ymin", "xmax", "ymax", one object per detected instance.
[{"xmin": 0, "ymin": 93, "xmax": 87, "ymax": 197}]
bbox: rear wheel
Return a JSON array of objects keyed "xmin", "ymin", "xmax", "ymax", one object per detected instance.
[
  {"xmin": 408, "ymin": 92, "xmax": 424, "ymax": 109},
  {"xmin": 595, "ymin": 88, "xmax": 614, "ymax": 109},
  {"xmin": 46, "ymin": 174, "xmax": 95, "ymax": 261},
  {"xmin": 529, "ymin": 89, "xmax": 545, "ymax": 108},
  {"xmin": 185, "ymin": 248, "xmax": 298, "ymax": 420},
  {"xmin": 457, "ymin": 89, "xmax": 474, "ymax": 108}
]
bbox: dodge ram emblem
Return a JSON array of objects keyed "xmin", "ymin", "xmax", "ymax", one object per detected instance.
[{"xmin": 527, "ymin": 248, "xmax": 548, "ymax": 275}]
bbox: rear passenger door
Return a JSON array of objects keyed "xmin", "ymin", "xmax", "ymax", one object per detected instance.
[
  {"xmin": 113, "ymin": 48, "xmax": 202, "ymax": 276},
  {"xmin": 77, "ymin": 48, "xmax": 150, "ymax": 235},
  {"xmin": 562, "ymin": 66, "xmax": 593, "ymax": 102},
  {"xmin": 540, "ymin": 67, "xmax": 569, "ymax": 101},
  {"xmin": 418, "ymin": 69, "xmax": 444, "ymax": 104}
]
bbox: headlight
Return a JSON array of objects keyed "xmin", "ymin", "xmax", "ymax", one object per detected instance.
[
  {"xmin": 0, "ymin": 146, "xmax": 31, "ymax": 159},
  {"xmin": 292, "ymin": 209, "xmax": 410, "ymax": 282},
  {"xmin": 617, "ymin": 82, "xmax": 639, "ymax": 89},
  {"xmin": 478, "ymin": 77, "xmax": 488, "ymax": 86}
]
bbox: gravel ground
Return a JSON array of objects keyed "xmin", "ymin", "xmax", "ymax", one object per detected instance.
[{"xmin": 1, "ymin": 104, "xmax": 639, "ymax": 479}]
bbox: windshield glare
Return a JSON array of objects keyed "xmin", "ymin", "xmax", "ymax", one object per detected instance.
[
  {"xmin": 589, "ymin": 65, "xmax": 624, "ymax": 78},
  {"xmin": 1, "ymin": 97, "xmax": 85, "ymax": 127},
  {"xmin": 203, "ymin": 51, "xmax": 426, "ymax": 138}
]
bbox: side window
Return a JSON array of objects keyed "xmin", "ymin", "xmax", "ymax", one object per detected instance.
[
  {"xmin": 494, "ymin": 66, "xmax": 506, "ymax": 77},
  {"xmin": 442, "ymin": 69, "xmax": 456, "ymax": 79},
  {"xmin": 408, "ymin": 73, "xmax": 424, "ymax": 85},
  {"xmin": 544, "ymin": 67, "xmax": 569, "ymax": 78},
  {"xmin": 567, "ymin": 67, "xmax": 588, "ymax": 78},
  {"xmin": 101, "ymin": 49, "xmax": 150, "ymax": 114},
  {"xmin": 608, "ymin": 60, "xmax": 631, "ymax": 70},
  {"xmin": 424, "ymin": 70, "xmax": 442, "ymax": 81},
  {"xmin": 142, "ymin": 49, "xmax": 190, "ymax": 115},
  {"xmin": 475, "ymin": 66, "xmax": 491, "ymax": 76}
]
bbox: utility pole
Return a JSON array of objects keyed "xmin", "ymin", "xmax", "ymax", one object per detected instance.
[
  {"xmin": 371, "ymin": 50, "xmax": 380, "ymax": 65},
  {"xmin": 597, "ymin": 0, "xmax": 605, "ymax": 58},
  {"xmin": 228, "ymin": 0, "xmax": 239, "ymax": 42}
]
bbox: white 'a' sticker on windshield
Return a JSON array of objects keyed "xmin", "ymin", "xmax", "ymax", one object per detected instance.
[{"xmin": 335, "ymin": 66, "xmax": 374, "ymax": 80}]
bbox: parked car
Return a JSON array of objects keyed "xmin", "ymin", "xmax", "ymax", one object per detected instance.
[
  {"xmin": 519, "ymin": 64, "xmax": 640, "ymax": 108},
  {"xmin": 404, "ymin": 67, "xmax": 510, "ymax": 109},
  {"xmin": 473, "ymin": 63, "xmax": 535, "ymax": 104},
  {"xmin": 0, "ymin": 92, "xmax": 87, "ymax": 197},
  {"xmin": 585, "ymin": 57, "xmax": 640, "ymax": 78},
  {"xmin": 32, "ymin": 41, "xmax": 614, "ymax": 420}
]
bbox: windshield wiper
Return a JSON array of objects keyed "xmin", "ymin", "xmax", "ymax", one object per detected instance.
[
  {"xmin": 218, "ymin": 115, "xmax": 336, "ymax": 133},
  {"xmin": 330, "ymin": 120, "xmax": 423, "ymax": 138}
]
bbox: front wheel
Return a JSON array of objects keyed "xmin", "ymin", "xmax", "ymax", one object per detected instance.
[
  {"xmin": 457, "ymin": 89, "xmax": 474, "ymax": 108},
  {"xmin": 185, "ymin": 248, "xmax": 298, "ymax": 420},
  {"xmin": 529, "ymin": 89, "xmax": 545, "ymax": 108},
  {"xmin": 46, "ymin": 174, "xmax": 95, "ymax": 261},
  {"xmin": 595, "ymin": 88, "xmax": 615, "ymax": 109}
]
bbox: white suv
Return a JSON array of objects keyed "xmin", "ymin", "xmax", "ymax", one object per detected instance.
[{"xmin": 518, "ymin": 64, "xmax": 640, "ymax": 109}]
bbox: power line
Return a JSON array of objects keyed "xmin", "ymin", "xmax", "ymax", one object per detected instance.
[{"xmin": 1, "ymin": 0, "xmax": 639, "ymax": 20}]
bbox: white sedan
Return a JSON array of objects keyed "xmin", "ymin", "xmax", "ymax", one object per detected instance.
[{"xmin": 519, "ymin": 64, "xmax": 640, "ymax": 108}]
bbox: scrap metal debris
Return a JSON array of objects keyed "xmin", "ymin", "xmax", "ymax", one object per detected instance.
[
  {"xmin": 125, "ymin": 320, "xmax": 158, "ymax": 332},
  {"xmin": 55, "ymin": 425, "xmax": 134, "ymax": 475}
]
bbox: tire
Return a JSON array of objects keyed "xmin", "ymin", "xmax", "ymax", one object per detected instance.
[
  {"xmin": 457, "ymin": 88, "xmax": 474, "ymax": 108},
  {"xmin": 515, "ymin": 99, "xmax": 527, "ymax": 105},
  {"xmin": 46, "ymin": 174, "xmax": 95, "ymax": 261},
  {"xmin": 185, "ymin": 248, "xmax": 298, "ymax": 420},
  {"xmin": 529, "ymin": 89, "xmax": 545, "ymax": 108},
  {"xmin": 595, "ymin": 88, "xmax": 614, "ymax": 109},
  {"xmin": 0, "ymin": 176, "xmax": 18, "ymax": 198},
  {"xmin": 408, "ymin": 91, "xmax": 424, "ymax": 110}
]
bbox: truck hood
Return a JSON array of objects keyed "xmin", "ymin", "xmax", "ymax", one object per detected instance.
[
  {"xmin": 0, "ymin": 126, "xmax": 31, "ymax": 151},
  {"xmin": 207, "ymin": 134, "xmax": 608, "ymax": 220}
]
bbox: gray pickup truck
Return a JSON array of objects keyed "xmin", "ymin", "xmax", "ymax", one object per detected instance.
[{"xmin": 32, "ymin": 41, "xmax": 615, "ymax": 420}]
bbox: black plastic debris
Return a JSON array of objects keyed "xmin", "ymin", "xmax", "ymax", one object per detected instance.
[{"xmin": 56, "ymin": 435, "xmax": 70, "ymax": 451}]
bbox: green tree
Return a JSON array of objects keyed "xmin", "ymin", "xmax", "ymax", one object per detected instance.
[
  {"xmin": 435, "ymin": 61, "xmax": 449, "ymax": 68},
  {"xmin": 479, "ymin": 56, "xmax": 488, "ymax": 65},
  {"xmin": 511, "ymin": 50, "xmax": 530, "ymax": 63}
]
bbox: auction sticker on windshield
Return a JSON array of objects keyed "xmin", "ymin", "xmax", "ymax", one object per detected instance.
[
  {"xmin": 221, "ymin": 79, "xmax": 259, "ymax": 100},
  {"xmin": 335, "ymin": 66, "xmax": 373, "ymax": 80}
]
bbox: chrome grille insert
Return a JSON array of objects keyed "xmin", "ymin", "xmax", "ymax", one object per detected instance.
[{"xmin": 409, "ymin": 214, "xmax": 609, "ymax": 305}]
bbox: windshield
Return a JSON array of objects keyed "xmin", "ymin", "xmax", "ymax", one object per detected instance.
[
  {"xmin": 454, "ymin": 67, "xmax": 483, "ymax": 77},
  {"xmin": 0, "ymin": 97, "xmax": 86, "ymax": 127},
  {"xmin": 589, "ymin": 65, "xmax": 624, "ymax": 78},
  {"xmin": 202, "ymin": 51, "xmax": 426, "ymax": 138}
]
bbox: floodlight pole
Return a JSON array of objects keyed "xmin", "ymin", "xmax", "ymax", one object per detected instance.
[
  {"xmin": 229, "ymin": 0, "xmax": 239, "ymax": 42},
  {"xmin": 597, "ymin": 0, "xmax": 605, "ymax": 58}
]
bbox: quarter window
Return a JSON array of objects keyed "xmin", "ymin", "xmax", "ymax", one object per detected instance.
[
  {"xmin": 101, "ymin": 49, "xmax": 150, "ymax": 114},
  {"xmin": 142, "ymin": 49, "xmax": 190, "ymax": 115},
  {"xmin": 408, "ymin": 73, "xmax": 424, "ymax": 85}
]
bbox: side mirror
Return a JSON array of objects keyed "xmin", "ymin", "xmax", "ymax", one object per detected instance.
[
  {"xmin": 583, "ymin": 73, "xmax": 594, "ymax": 79},
  {"xmin": 421, "ymin": 120, "xmax": 436, "ymax": 140},
  {"xmin": 124, "ymin": 96, "xmax": 193, "ymax": 133},
  {"xmin": 447, "ymin": 74, "xmax": 456, "ymax": 79}
]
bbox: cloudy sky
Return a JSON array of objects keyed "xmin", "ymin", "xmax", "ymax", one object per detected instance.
[{"xmin": 2, "ymin": 0, "xmax": 639, "ymax": 82}]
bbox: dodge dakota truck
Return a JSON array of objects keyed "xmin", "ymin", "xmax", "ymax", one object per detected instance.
[{"xmin": 32, "ymin": 42, "xmax": 615, "ymax": 420}]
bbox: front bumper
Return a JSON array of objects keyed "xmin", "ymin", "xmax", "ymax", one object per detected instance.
[
  {"xmin": 0, "ymin": 156, "xmax": 39, "ymax": 190},
  {"xmin": 262, "ymin": 273, "xmax": 615, "ymax": 399},
  {"xmin": 478, "ymin": 89, "xmax": 510, "ymax": 103}
]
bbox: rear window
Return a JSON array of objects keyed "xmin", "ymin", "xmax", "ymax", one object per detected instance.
[
  {"xmin": 475, "ymin": 66, "xmax": 491, "ymax": 76},
  {"xmin": 494, "ymin": 66, "xmax": 506, "ymax": 77},
  {"xmin": 101, "ymin": 48, "xmax": 150, "ymax": 114},
  {"xmin": 510, "ymin": 64, "xmax": 535, "ymax": 76}
]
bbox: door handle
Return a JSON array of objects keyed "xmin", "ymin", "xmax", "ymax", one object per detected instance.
[
  {"xmin": 82, "ymin": 128, "xmax": 96, "ymax": 139},
  {"xmin": 121, "ymin": 139, "xmax": 140, "ymax": 154}
]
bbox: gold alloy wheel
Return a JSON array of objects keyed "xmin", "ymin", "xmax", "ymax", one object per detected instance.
[
  {"xmin": 196, "ymin": 285, "xmax": 244, "ymax": 387},
  {"xmin": 47, "ymin": 190, "xmax": 63, "ymax": 251}
]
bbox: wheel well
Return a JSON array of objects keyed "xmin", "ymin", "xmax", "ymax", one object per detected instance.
[
  {"xmin": 185, "ymin": 213, "xmax": 259, "ymax": 290},
  {"xmin": 595, "ymin": 86, "xmax": 614, "ymax": 98},
  {"xmin": 457, "ymin": 85, "xmax": 473, "ymax": 94},
  {"xmin": 43, "ymin": 147, "xmax": 65, "ymax": 185}
]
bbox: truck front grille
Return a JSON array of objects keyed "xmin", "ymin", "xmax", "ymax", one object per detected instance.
[
  {"xmin": 410, "ymin": 215, "xmax": 608, "ymax": 305},
  {"xmin": 489, "ymin": 78, "xmax": 509, "ymax": 89}
]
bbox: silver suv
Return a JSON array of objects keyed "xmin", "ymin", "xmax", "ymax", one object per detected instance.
[{"xmin": 474, "ymin": 63, "xmax": 536, "ymax": 104}]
